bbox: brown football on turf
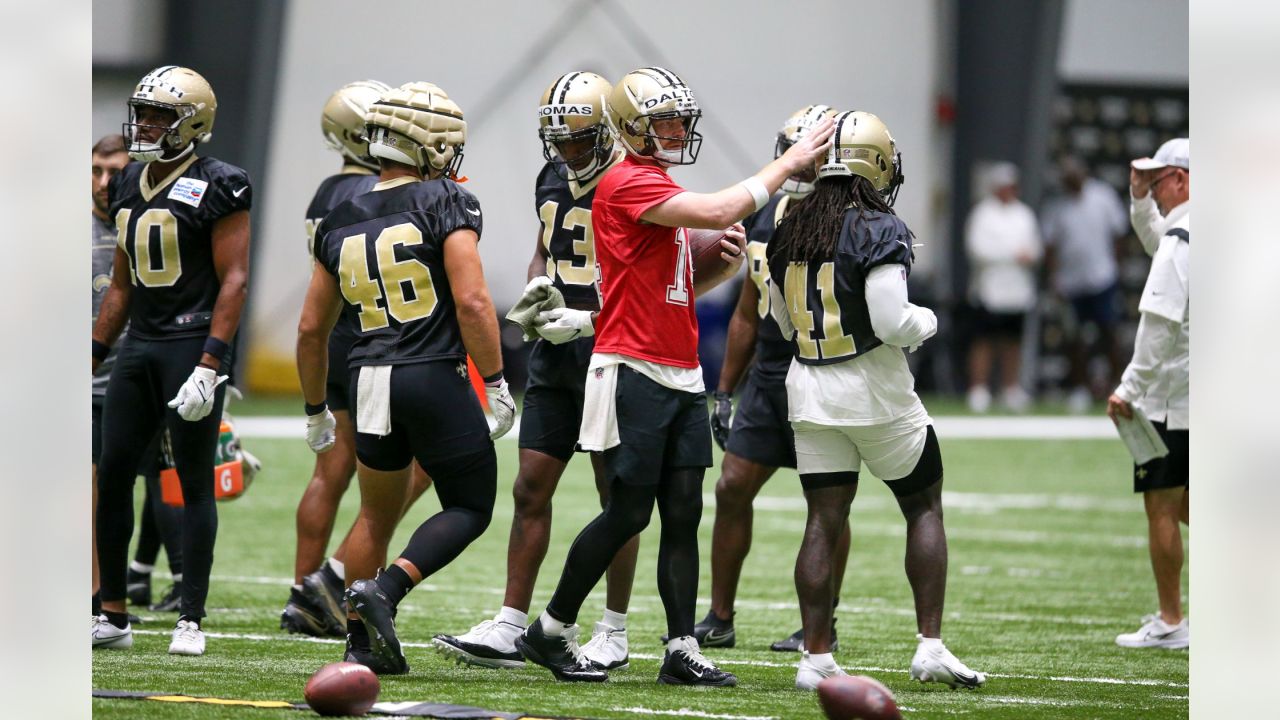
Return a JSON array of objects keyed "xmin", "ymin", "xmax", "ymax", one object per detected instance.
[
  {"xmin": 817, "ymin": 675, "xmax": 902, "ymax": 720},
  {"xmin": 304, "ymin": 662, "xmax": 380, "ymax": 717},
  {"xmin": 688, "ymin": 228, "xmax": 738, "ymax": 279}
]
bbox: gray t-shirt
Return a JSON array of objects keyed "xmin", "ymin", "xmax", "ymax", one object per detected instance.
[
  {"xmin": 1040, "ymin": 178, "xmax": 1128, "ymax": 296},
  {"xmin": 92, "ymin": 212, "xmax": 121, "ymax": 400}
]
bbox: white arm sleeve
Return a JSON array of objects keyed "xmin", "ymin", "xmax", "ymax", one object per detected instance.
[
  {"xmin": 865, "ymin": 264, "xmax": 937, "ymax": 350},
  {"xmin": 1130, "ymin": 192, "xmax": 1166, "ymax": 257},
  {"xmin": 1115, "ymin": 310, "xmax": 1180, "ymax": 404},
  {"xmin": 768, "ymin": 279, "xmax": 796, "ymax": 339}
]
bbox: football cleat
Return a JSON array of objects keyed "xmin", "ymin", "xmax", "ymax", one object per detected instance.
[
  {"xmin": 658, "ymin": 636, "xmax": 737, "ymax": 687},
  {"xmin": 909, "ymin": 635, "xmax": 986, "ymax": 688},
  {"xmin": 149, "ymin": 583, "xmax": 181, "ymax": 612},
  {"xmin": 280, "ymin": 586, "xmax": 342, "ymax": 637},
  {"xmin": 92, "ymin": 615, "xmax": 133, "ymax": 649},
  {"xmin": 346, "ymin": 579, "xmax": 408, "ymax": 675},
  {"xmin": 661, "ymin": 610, "xmax": 735, "ymax": 648},
  {"xmin": 1115, "ymin": 614, "xmax": 1189, "ymax": 649},
  {"xmin": 301, "ymin": 565, "xmax": 347, "ymax": 636},
  {"xmin": 581, "ymin": 622, "xmax": 629, "ymax": 671},
  {"xmin": 432, "ymin": 616, "xmax": 525, "ymax": 669},
  {"xmin": 515, "ymin": 618, "xmax": 606, "ymax": 682},
  {"xmin": 344, "ymin": 638, "xmax": 409, "ymax": 677},
  {"xmin": 796, "ymin": 651, "xmax": 848, "ymax": 690},
  {"xmin": 772, "ymin": 617, "xmax": 839, "ymax": 653},
  {"xmin": 168, "ymin": 619, "xmax": 205, "ymax": 656},
  {"xmin": 125, "ymin": 568, "xmax": 152, "ymax": 606}
]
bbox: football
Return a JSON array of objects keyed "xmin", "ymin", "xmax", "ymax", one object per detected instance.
[
  {"xmin": 817, "ymin": 675, "xmax": 902, "ymax": 720},
  {"xmin": 304, "ymin": 662, "xmax": 380, "ymax": 717},
  {"xmin": 688, "ymin": 228, "xmax": 739, "ymax": 279}
]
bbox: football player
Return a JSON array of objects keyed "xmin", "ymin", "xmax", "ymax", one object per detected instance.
[
  {"xmin": 516, "ymin": 67, "xmax": 832, "ymax": 686},
  {"xmin": 92, "ymin": 66, "xmax": 252, "ymax": 656},
  {"xmin": 433, "ymin": 71, "xmax": 640, "ymax": 673},
  {"xmin": 282, "ymin": 80, "xmax": 435, "ymax": 639},
  {"xmin": 765, "ymin": 111, "xmax": 985, "ymax": 690},
  {"xmin": 688, "ymin": 106, "xmax": 853, "ymax": 652},
  {"xmin": 297, "ymin": 81, "xmax": 515, "ymax": 675}
]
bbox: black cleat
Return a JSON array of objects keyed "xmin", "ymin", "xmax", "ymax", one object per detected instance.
[
  {"xmin": 149, "ymin": 584, "xmax": 181, "ymax": 613},
  {"xmin": 344, "ymin": 637, "xmax": 409, "ymax": 677},
  {"xmin": 771, "ymin": 617, "xmax": 838, "ymax": 652},
  {"xmin": 346, "ymin": 579, "xmax": 408, "ymax": 675},
  {"xmin": 515, "ymin": 619, "xmax": 606, "ymax": 682},
  {"xmin": 126, "ymin": 569, "xmax": 152, "ymax": 606},
  {"xmin": 280, "ymin": 586, "xmax": 343, "ymax": 637},
  {"xmin": 657, "ymin": 637, "xmax": 738, "ymax": 686},
  {"xmin": 300, "ymin": 566, "xmax": 347, "ymax": 636},
  {"xmin": 661, "ymin": 610, "xmax": 735, "ymax": 648}
]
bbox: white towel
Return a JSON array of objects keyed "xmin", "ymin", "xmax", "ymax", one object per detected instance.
[
  {"xmin": 356, "ymin": 365, "xmax": 393, "ymax": 437},
  {"xmin": 578, "ymin": 362, "xmax": 621, "ymax": 451}
]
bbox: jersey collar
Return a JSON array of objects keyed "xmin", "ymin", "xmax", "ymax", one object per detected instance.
[
  {"xmin": 139, "ymin": 154, "xmax": 199, "ymax": 202},
  {"xmin": 341, "ymin": 163, "xmax": 376, "ymax": 176},
  {"xmin": 373, "ymin": 176, "xmax": 420, "ymax": 192},
  {"xmin": 568, "ymin": 149, "xmax": 625, "ymax": 200}
]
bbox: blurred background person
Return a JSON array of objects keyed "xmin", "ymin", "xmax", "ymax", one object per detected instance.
[
  {"xmin": 1040, "ymin": 156, "xmax": 1128, "ymax": 413},
  {"xmin": 964, "ymin": 162, "xmax": 1041, "ymax": 413}
]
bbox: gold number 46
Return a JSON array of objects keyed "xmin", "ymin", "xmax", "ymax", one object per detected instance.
[{"xmin": 338, "ymin": 223, "xmax": 438, "ymax": 332}]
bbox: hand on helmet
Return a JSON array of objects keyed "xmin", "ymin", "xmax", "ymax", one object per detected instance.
[{"xmin": 780, "ymin": 116, "xmax": 834, "ymax": 175}]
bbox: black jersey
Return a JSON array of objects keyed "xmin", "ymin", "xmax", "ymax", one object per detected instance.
[
  {"xmin": 313, "ymin": 177, "xmax": 482, "ymax": 368},
  {"xmin": 768, "ymin": 209, "xmax": 914, "ymax": 366},
  {"xmin": 306, "ymin": 169, "xmax": 379, "ymax": 348},
  {"xmin": 742, "ymin": 193, "xmax": 794, "ymax": 383},
  {"xmin": 533, "ymin": 157, "xmax": 618, "ymax": 309},
  {"xmin": 108, "ymin": 156, "xmax": 252, "ymax": 340}
]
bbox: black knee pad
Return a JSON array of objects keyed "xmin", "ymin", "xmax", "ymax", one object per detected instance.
[{"xmin": 801, "ymin": 471, "xmax": 860, "ymax": 492}]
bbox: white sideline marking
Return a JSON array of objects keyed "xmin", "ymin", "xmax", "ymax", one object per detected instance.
[
  {"xmin": 235, "ymin": 415, "xmax": 1117, "ymax": 441},
  {"xmin": 614, "ymin": 708, "xmax": 776, "ymax": 720},
  {"xmin": 130, "ymin": 629, "xmax": 1186, "ymax": 689},
  {"xmin": 746, "ymin": 492, "xmax": 1138, "ymax": 514}
]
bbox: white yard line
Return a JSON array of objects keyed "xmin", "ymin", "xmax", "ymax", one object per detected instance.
[
  {"xmin": 613, "ymin": 708, "xmax": 776, "ymax": 720},
  {"xmin": 235, "ymin": 415, "xmax": 1117, "ymax": 441},
  {"xmin": 130, "ymin": 629, "xmax": 1186, "ymax": 689}
]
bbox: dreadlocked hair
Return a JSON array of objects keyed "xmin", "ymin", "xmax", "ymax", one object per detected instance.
[{"xmin": 769, "ymin": 175, "xmax": 899, "ymax": 265}]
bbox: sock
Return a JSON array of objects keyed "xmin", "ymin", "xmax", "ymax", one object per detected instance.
[
  {"xmin": 129, "ymin": 561, "xmax": 154, "ymax": 574},
  {"xmin": 808, "ymin": 651, "xmax": 837, "ymax": 669},
  {"xmin": 498, "ymin": 606, "xmax": 529, "ymax": 627},
  {"xmin": 172, "ymin": 573, "xmax": 183, "ymax": 583},
  {"xmin": 104, "ymin": 611, "xmax": 130, "ymax": 629},
  {"xmin": 832, "ymin": 596, "xmax": 840, "ymax": 609},
  {"xmin": 376, "ymin": 564, "xmax": 414, "ymax": 606},
  {"xmin": 919, "ymin": 635, "xmax": 943, "ymax": 650},
  {"xmin": 348, "ymin": 618, "xmax": 369, "ymax": 650},
  {"xmin": 539, "ymin": 610, "xmax": 566, "ymax": 635},
  {"xmin": 601, "ymin": 608, "xmax": 627, "ymax": 630},
  {"xmin": 326, "ymin": 557, "xmax": 346, "ymax": 581},
  {"xmin": 292, "ymin": 583, "xmax": 303, "ymax": 592},
  {"xmin": 178, "ymin": 615, "xmax": 201, "ymax": 627},
  {"xmin": 668, "ymin": 636, "xmax": 694, "ymax": 653},
  {"xmin": 92, "ymin": 592, "xmax": 102, "ymax": 616}
]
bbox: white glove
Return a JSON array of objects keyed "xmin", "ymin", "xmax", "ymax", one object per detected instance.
[
  {"xmin": 167, "ymin": 366, "xmax": 229, "ymax": 422},
  {"xmin": 535, "ymin": 307, "xmax": 594, "ymax": 344},
  {"xmin": 305, "ymin": 408, "xmax": 337, "ymax": 453},
  {"xmin": 485, "ymin": 379, "xmax": 516, "ymax": 440}
]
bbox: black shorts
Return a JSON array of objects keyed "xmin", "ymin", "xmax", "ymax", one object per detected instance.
[
  {"xmin": 1134, "ymin": 421, "xmax": 1189, "ymax": 493},
  {"xmin": 351, "ymin": 360, "xmax": 493, "ymax": 473},
  {"xmin": 519, "ymin": 336, "xmax": 594, "ymax": 462},
  {"xmin": 725, "ymin": 372, "xmax": 796, "ymax": 469},
  {"xmin": 604, "ymin": 366, "xmax": 713, "ymax": 487},
  {"xmin": 973, "ymin": 308, "xmax": 1026, "ymax": 340},
  {"xmin": 1069, "ymin": 283, "xmax": 1120, "ymax": 329},
  {"xmin": 326, "ymin": 329, "xmax": 356, "ymax": 412}
]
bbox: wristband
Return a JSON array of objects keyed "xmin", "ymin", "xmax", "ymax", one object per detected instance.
[
  {"xmin": 92, "ymin": 339, "xmax": 110, "ymax": 363},
  {"xmin": 305, "ymin": 401, "xmax": 328, "ymax": 416},
  {"xmin": 203, "ymin": 335, "xmax": 230, "ymax": 360},
  {"xmin": 482, "ymin": 370, "xmax": 504, "ymax": 386},
  {"xmin": 739, "ymin": 176, "xmax": 770, "ymax": 211}
]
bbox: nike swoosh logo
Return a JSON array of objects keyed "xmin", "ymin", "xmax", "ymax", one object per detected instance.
[
  {"xmin": 953, "ymin": 670, "xmax": 977, "ymax": 683},
  {"xmin": 704, "ymin": 628, "xmax": 732, "ymax": 643},
  {"xmin": 466, "ymin": 207, "xmax": 480, "ymax": 216},
  {"xmin": 233, "ymin": 186, "xmax": 248, "ymax": 198}
]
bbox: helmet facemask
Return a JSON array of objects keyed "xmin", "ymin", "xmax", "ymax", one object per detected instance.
[
  {"xmin": 540, "ymin": 123, "xmax": 612, "ymax": 183},
  {"xmin": 881, "ymin": 150, "xmax": 905, "ymax": 207},
  {"xmin": 635, "ymin": 111, "xmax": 702, "ymax": 166},
  {"xmin": 776, "ymin": 136, "xmax": 817, "ymax": 199},
  {"xmin": 124, "ymin": 99, "xmax": 198, "ymax": 163}
]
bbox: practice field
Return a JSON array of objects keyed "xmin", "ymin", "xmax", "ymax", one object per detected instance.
[{"xmin": 92, "ymin": 407, "xmax": 1188, "ymax": 719}]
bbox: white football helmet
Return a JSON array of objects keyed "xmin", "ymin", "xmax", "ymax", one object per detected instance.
[
  {"xmin": 607, "ymin": 67, "xmax": 702, "ymax": 166},
  {"xmin": 123, "ymin": 66, "xmax": 217, "ymax": 163},
  {"xmin": 776, "ymin": 104, "xmax": 837, "ymax": 199},
  {"xmin": 364, "ymin": 82, "xmax": 467, "ymax": 177},
  {"xmin": 322, "ymin": 80, "xmax": 391, "ymax": 170}
]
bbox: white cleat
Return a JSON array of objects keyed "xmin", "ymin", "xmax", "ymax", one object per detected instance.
[
  {"xmin": 796, "ymin": 651, "xmax": 847, "ymax": 690},
  {"xmin": 92, "ymin": 615, "xmax": 133, "ymax": 649},
  {"xmin": 910, "ymin": 634, "xmax": 986, "ymax": 688},
  {"xmin": 1115, "ymin": 614, "xmax": 1188, "ymax": 649},
  {"xmin": 168, "ymin": 619, "xmax": 206, "ymax": 656},
  {"xmin": 432, "ymin": 616, "xmax": 525, "ymax": 668},
  {"xmin": 581, "ymin": 622, "xmax": 629, "ymax": 671}
]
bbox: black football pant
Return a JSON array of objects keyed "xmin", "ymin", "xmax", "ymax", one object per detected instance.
[
  {"xmin": 547, "ymin": 467, "xmax": 704, "ymax": 640},
  {"xmin": 135, "ymin": 470, "xmax": 184, "ymax": 576},
  {"xmin": 97, "ymin": 335, "xmax": 225, "ymax": 621}
]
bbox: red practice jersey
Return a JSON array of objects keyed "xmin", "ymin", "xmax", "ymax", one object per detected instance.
[{"xmin": 590, "ymin": 155, "xmax": 700, "ymax": 368}]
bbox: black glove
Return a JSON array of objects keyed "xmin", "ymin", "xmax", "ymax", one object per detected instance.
[{"xmin": 710, "ymin": 390, "xmax": 734, "ymax": 450}]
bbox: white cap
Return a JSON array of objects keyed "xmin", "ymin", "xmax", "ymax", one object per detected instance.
[
  {"xmin": 987, "ymin": 161, "xmax": 1019, "ymax": 189},
  {"xmin": 1132, "ymin": 137, "xmax": 1189, "ymax": 171}
]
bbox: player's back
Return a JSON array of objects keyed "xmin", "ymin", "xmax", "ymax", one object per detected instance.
[
  {"xmin": 742, "ymin": 193, "xmax": 794, "ymax": 382},
  {"xmin": 312, "ymin": 177, "xmax": 483, "ymax": 368},
  {"xmin": 306, "ymin": 170, "xmax": 379, "ymax": 254}
]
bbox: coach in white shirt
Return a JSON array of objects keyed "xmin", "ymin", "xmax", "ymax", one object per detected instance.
[{"xmin": 1107, "ymin": 137, "xmax": 1189, "ymax": 651}]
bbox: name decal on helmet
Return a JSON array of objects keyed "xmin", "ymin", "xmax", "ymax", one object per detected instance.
[
  {"xmin": 137, "ymin": 76, "xmax": 186, "ymax": 100},
  {"xmin": 641, "ymin": 88, "xmax": 696, "ymax": 110},
  {"xmin": 538, "ymin": 104, "xmax": 593, "ymax": 118}
]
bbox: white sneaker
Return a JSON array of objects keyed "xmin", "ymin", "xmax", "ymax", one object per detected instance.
[
  {"xmin": 1115, "ymin": 614, "xmax": 1188, "ymax": 649},
  {"xmin": 910, "ymin": 634, "xmax": 986, "ymax": 688},
  {"xmin": 168, "ymin": 619, "xmax": 206, "ymax": 655},
  {"xmin": 1000, "ymin": 386, "xmax": 1031, "ymax": 413},
  {"xmin": 1066, "ymin": 387, "xmax": 1092, "ymax": 414},
  {"xmin": 581, "ymin": 622, "xmax": 629, "ymax": 670},
  {"xmin": 796, "ymin": 651, "xmax": 846, "ymax": 690},
  {"xmin": 967, "ymin": 386, "xmax": 992, "ymax": 413},
  {"xmin": 92, "ymin": 615, "xmax": 133, "ymax": 649},
  {"xmin": 432, "ymin": 615, "xmax": 526, "ymax": 668}
]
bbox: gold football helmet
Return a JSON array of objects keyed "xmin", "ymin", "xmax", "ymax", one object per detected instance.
[
  {"xmin": 537, "ymin": 71, "xmax": 615, "ymax": 183},
  {"xmin": 606, "ymin": 67, "xmax": 701, "ymax": 166},
  {"xmin": 776, "ymin": 104, "xmax": 837, "ymax": 199},
  {"xmin": 365, "ymin": 82, "xmax": 467, "ymax": 177},
  {"xmin": 818, "ymin": 111, "xmax": 904, "ymax": 205},
  {"xmin": 322, "ymin": 80, "xmax": 391, "ymax": 170},
  {"xmin": 124, "ymin": 65, "xmax": 217, "ymax": 163}
]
